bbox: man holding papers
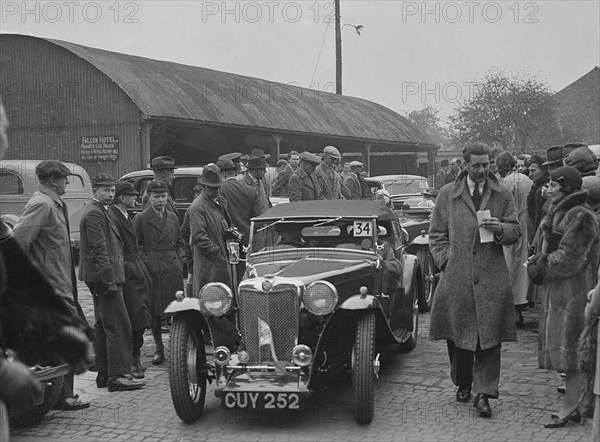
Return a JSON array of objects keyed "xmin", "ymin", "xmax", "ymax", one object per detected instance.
[{"xmin": 428, "ymin": 142, "xmax": 521, "ymax": 418}]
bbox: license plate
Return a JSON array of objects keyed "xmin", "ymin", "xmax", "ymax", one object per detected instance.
[{"xmin": 222, "ymin": 392, "xmax": 302, "ymax": 410}]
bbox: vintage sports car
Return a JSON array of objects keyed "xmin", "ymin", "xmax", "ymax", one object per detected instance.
[
  {"xmin": 364, "ymin": 175, "xmax": 437, "ymax": 312},
  {"xmin": 165, "ymin": 200, "xmax": 421, "ymax": 424}
]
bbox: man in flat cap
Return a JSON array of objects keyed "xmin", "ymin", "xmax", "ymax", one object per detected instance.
[
  {"xmin": 12, "ymin": 160, "xmax": 92, "ymax": 410},
  {"xmin": 314, "ymin": 146, "xmax": 345, "ymax": 199},
  {"xmin": 289, "ymin": 152, "xmax": 323, "ymax": 202},
  {"xmin": 110, "ymin": 182, "xmax": 151, "ymax": 379},
  {"xmin": 142, "ymin": 156, "xmax": 177, "ymax": 216},
  {"xmin": 80, "ymin": 174, "xmax": 144, "ymax": 392},
  {"xmin": 272, "ymin": 150, "xmax": 300, "ymax": 197},
  {"xmin": 343, "ymin": 161, "xmax": 364, "ymax": 200},
  {"xmin": 133, "ymin": 180, "xmax": 184, "ymax": 366}
]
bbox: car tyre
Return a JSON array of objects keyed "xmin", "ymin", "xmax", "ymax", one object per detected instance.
[
  {"xmin": 352, "ymin": 311, "xmax": 375, "ymax": 424},
  {"xmin": 399, "ymin": 272, "xmax": 419, "ymax": 351},
  {"xmin": 417, "ymin": 250, "xmax": 436, "ymax": 313},
  {"xmin": 169, "ymin": 315, "xmax": 206, "ymax": 423}
]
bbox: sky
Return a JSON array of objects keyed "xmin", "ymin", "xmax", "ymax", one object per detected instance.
[{"xmin": 1, "ymin": 0, "xmax": 599, "ymax": 123}]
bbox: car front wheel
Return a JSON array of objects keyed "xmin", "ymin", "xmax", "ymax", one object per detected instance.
[
  {"xmin": 169, "ymin": 315, "xmax": 207, "ymax": 423},
  {"xmin": 352, "ymin": 311, "xmax": 375, "ymax": 424}
]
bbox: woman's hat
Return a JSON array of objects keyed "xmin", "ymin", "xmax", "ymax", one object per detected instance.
[{"xmin": 549, "ymin": 166, "xmax": 582, "ymax": 190}]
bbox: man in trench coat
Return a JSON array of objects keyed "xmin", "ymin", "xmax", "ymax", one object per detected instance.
[
  {"xmin": 111, "ymin": 181, "xmax": 152, "ymax": 378},
  {"xmin": 289, "ymin": 152, "xmax": 323, "ymax": 202},
  {"xmin": 429, "ymin": 142, "xmax": 520, "ymax": 418},
  {"xmin": 11, "ymin": 160, "xmax": 93, "ymax": 409},
  {"xmin": 133, "ymin": 180, "xmax": 184, "ymax": 365}
]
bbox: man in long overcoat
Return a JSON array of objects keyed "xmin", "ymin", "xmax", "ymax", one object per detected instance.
[
  {"xmin": 133, "ymin": 180, "xmax": 184, "ymax": 365},
  {"xmin": 429, "ymin": 142, "xmax": 520, "ymax": 418},
  {"xmin": 289, "ymin": 152, "xmax": 323, "ymax": 202},
  {"xmin": 272, "ymin": 151, "xmax": 299, "ymax": 197},
  {"xmin": 189, "ymin": 164, "xmax": 233, "ymax": 292},
  {"xmin": 11, "ymin": 160, "xmax": 93, "ymax": 409},
  {"xmin": 111, "ymin": 181, "xmax": 152, "ymax": 378},
  {"xmin": 80, "ymin": 174, "xmax": 144, "ymax": 392}
]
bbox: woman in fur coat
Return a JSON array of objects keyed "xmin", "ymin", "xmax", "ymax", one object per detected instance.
[{"xmin": 527, "ymin": 166, "xmax": 600, "ymax": 428}]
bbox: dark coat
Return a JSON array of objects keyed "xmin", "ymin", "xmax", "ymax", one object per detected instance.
[
  {"xmin": 133, "ymin": 206, "xmax": 184, "ymax": 319},
  {"xmin": 1, "ymin": 220, "xmax": 85, "ymax": 366},
  {"xmin": 79, "ymin": 200, "xmax": 125, "ymax": 286},
  {"xmin": 220, "ymin": 177, "xmax": 262, "ymax": 246},
  {"xmin": 110, "ymin": 207, "xmax": 152, "ymax": 330},
  {"xmin": 271, "ymin": 165, "xmax": 293, "ymax": 197},
  {"xmin": 527, "ymin": 175, "xmax": 549, "ymax": 239},
  {"xmin": 289, "ymin": 169, "xmax": 322, "ymax": 202},
  {"xmin": 429, "ymin": 172, "xmax": 521, "ymax": 351},
  {"xmin": 190, "ymin": 193, "xmax": 232, "ymax": 293},
  {"xmin": 343, "ymin": 173, "xmax": 362, "ymax": 200},
  {"xmin": 537, "ymin": 190, "xmax": 599, "ymax": 372},
  {"xmin": 142, "ymin": 191, "xmax": 177, "ymax": 217},
  {"xmin": 314, "ymin": 162, "xmax": 344, "ymax": 199}
]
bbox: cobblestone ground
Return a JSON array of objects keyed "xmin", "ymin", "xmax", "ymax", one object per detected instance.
[{"xmin": 9, "ymin": 280, "xmax": 595, "ymax": 441}]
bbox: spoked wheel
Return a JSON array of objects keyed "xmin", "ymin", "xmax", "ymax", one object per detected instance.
[
  {"xmin": 399, "ymin": 273, "xmax": 419, "ymax": 351},
  {"xmin": 417, "ymin": 250, "xmax": 436, "ymax": 312},
  {"xmin": 352, "ymin": 311, "xmax": 375, "ymax": 424},
  {"xmin": 418, "ymin": 251, "xmax": 436, "ymax": 313},
  {"xmin": 169, "ymin": 315, "xmax": 207, "ymax": 423}
]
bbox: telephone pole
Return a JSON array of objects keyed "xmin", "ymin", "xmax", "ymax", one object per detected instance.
[{"xmin": 335, "ymin": 0, "xmax": 342, "ymax": 95}]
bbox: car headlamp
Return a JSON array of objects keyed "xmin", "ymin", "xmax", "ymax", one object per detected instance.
[
  {"xmin": 303, "ymin": 281, "xmax": 338, "ymax": 316},
  {"xmin": 199, "ymin": 283, "xmax": 232, "ymax": 316}
]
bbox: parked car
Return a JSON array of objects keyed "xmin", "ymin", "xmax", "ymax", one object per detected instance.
[
  {"xmin": 0, "ymin": 160, "xmax": 93, "ymax": 264},
  {"xmin": 120, "ymin": 166, "xmax": 287, "ymax": 222},
  {"xmin": 165, "ymin": 200, "xmax": 421, "ymax": 424},
  {"xmin": 364, "ymin": 175, "xmax": 437, "ymax": 312}
]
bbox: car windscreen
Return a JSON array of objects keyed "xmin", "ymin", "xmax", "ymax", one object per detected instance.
[
  {"xmin": 250, "ymin": 218, "xmax": 380, "ymax": 253},
  {"xmin": 385, "ymin": 179, "xmax": 428, "ymax": 195}
]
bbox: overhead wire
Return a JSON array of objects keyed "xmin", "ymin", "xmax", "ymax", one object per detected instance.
[{"xmin": 310, "ymin": 19, "xmax": 332, "ymax": 88}]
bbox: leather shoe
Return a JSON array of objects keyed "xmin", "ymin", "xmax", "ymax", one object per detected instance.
[
  {"xmin": 96, "ymin": 373, "xmax": 108, "ymax": 388},
  {"xmin": 544, "ymin": 409, "xmax": 582, "ymax": 428},
  {"xmin": 456, "ymin": 386, "xmax": 471, "ymax": 403},
  {"xmin": 52, "ymin": 397, "xmax": 90, "ymax": 411},
  {"xmin": 152, "ymin": 350, "xmax": 165, "ymax": 365},
  {"xmin": 556, "ymin": 385, "xmax": 566, "ymax": 394},
  {"xmin": 107, "ymin": 376, "xmax": 145, "ymax": 392},
  {"xmin": 474, "ymin": 394, "xmax": 492, "ymax": 418}
]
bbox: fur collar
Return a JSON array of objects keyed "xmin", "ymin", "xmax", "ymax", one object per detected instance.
[{"xmin": 550, "ymin": 189, "xmax": 589, "ymax": 214}]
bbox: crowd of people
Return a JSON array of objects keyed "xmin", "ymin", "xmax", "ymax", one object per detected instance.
[
  {"xmin": 1, "ymin": 92, "xmax": 598, "ymax": 440},
  {"xmin": 429, "ymin": 142, "xmax": 600, "ymax": 438}
]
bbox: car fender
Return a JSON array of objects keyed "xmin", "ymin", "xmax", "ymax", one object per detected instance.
[
  {"xmin": 0, "ymin": 213, "xmax": 19, "ymax": 230},
  {"xmin": 164, "ymin": 296, "xmax": 202, "ymax": 315},
  {"xmin": 409, "ymin": 233, "xmax": 429, "ymax": 247},
  {"xmin": 339, "ymin": 294, "xmax": 381, "ymax": 310},
  {"xmin": 403, "ymin": 254, "xmax": 419, "ymax": 293}
]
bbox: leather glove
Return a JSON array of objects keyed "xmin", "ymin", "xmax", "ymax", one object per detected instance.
[
  {"xmin": 527, "ymin": 254, "xmax": 548, "ymax": 285},
  {"xmin": 54, "ymin": 326, "xmax": 94, "ymax": 374},
  {"xmin": 0, "ymin": 359, "xmax": 42, "ymax": 408}
]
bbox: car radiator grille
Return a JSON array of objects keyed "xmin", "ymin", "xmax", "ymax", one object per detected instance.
[{"xmin": 238, "ymin": 288, "xmax": 299, "ymax": 364}]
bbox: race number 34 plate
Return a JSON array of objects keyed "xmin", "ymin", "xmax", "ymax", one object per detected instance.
[
  {"xmin": 353, "ymin": 221, "xmax": 372, "ymax": 237},
  {"xmin": 222, "ymin": 392, "xmax": 302, "ymax": 410}
]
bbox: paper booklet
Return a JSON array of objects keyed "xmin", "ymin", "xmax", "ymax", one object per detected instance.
[{"xmin": 476, "ymin": 210, "xmax": 494, "ymax": 243}]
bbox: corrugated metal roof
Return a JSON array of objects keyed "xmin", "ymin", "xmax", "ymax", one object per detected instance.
[{"xmin": 37, "ymin": 36, "xmax": 436, "ymax": 148}]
